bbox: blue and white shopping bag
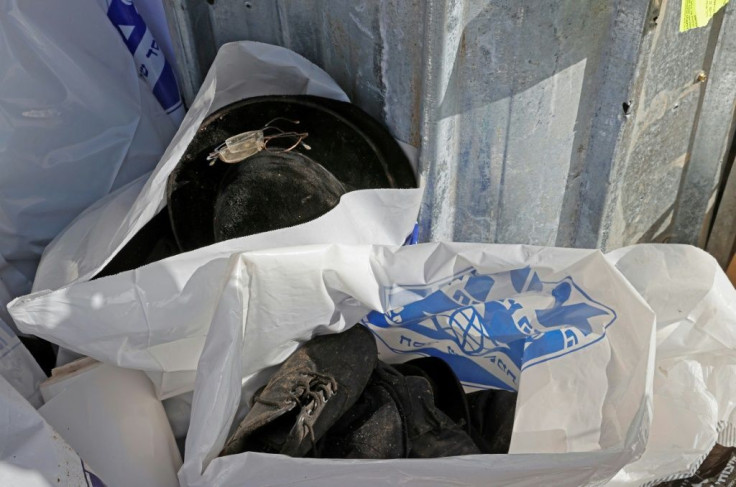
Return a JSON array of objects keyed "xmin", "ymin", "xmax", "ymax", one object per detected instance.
[
  {"xmin": 106, "ymin": 0, "xmax": 185, "ymax": 123},
  {"xmin": 363, "ymin": 266, "xmax": 617, "ymax": 391}
]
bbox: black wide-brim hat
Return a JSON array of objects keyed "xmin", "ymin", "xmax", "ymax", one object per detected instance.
[{"xmin": 167, "ymin": 95, "xmax": 417, "ymax": 252}]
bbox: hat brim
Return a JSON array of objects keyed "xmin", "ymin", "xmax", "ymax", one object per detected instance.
[{"xmin": 167, "ymin": 95, "xmax": 417, "ymax": 252}]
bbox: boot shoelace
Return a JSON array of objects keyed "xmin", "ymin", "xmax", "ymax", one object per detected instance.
[
  {"xmin": 293, "ymin": 371, "xmax": 338, "ymax": 444},
  {"xmin": 254, "ymin": 371, "xmax": 338, "ymax": 444}
]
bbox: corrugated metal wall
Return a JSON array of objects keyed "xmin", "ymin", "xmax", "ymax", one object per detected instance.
[{"xmin": 163, "ymin": 0, "xmax": 736, "ymax": 251}]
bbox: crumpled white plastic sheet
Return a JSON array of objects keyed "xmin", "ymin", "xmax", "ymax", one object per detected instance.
[
  {"xmin": 8, "ymin": 41, "xmax": 423, "ymax": 399},
  {"xmin": 0, "ymin": 270, "xmax": 45, "ymax": 407},
  {"xmin": 0, "ymin": 373, "xmax": 107, "ymax": 486},
  {"xmin": 605, "ymin": 244, "xmax": 736, "ymax": 486},
  {"xmin": 0, "ymin": 0, "xmax": 176, "ymax": 303},
  {"xmin": 180, "ymin": 243, "xmax": 656, "ymax": 487},
  {"xmin": 0, "ymin": 315, "xmax": 45, "ymax": 408}
]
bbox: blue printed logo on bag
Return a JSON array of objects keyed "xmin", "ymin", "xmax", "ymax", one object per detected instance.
[{"xmin": 362, "ymin": 267, "xmax": 616, "ymax": 391}]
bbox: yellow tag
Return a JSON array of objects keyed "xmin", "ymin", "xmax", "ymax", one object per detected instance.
[{"xmin": 681, "ymin": 0, "xmax": 729, "ymax": 31}]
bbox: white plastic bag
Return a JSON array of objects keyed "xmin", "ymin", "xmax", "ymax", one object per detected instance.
[
  {"xmin": 181, "ymin": 242, "xmax": 656, "ymax": 487},
  {"xmin": 0, "ymin": 373, "xmax": 107, "ymax": 487},
  {"xmin": 28, "ymin": 40, "xmax": 352, "ymax": 292},
  {"xmin": 0, "ymin": 0, "xmax": 176, "ymax": 302},
  {"xmin": 8, "ymin": 41, "xmax": 423, "ymax": 399},
  {"xmin": 605, "ymin": 244, "xmax": 736, "ymax": 486}
]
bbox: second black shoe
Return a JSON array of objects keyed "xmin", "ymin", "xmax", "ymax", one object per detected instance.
[
  {"xmin": 466, "ymin": 388, "xmax": 517, "ymax": 454},
  {"xmin": 393, "ymin": 356, "xmax": 471, "ymax": 432}
]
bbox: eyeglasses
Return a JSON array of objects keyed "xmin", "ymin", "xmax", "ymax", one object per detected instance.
[{"xmin": 207, "ymin": 118, "xmax": 310, "ymax": 166}]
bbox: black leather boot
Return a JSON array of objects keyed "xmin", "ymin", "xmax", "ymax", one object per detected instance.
[
  {"xmin": 315, "ymin": 361, "xmax": 480, "ymax": 459},
  {"xmin": 313, "ymin": 368, "xmax": 407, "ymax": 459},
  {"xmin": 220, "ymin": 324, "xmax": 377, "ymax": 457}
]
